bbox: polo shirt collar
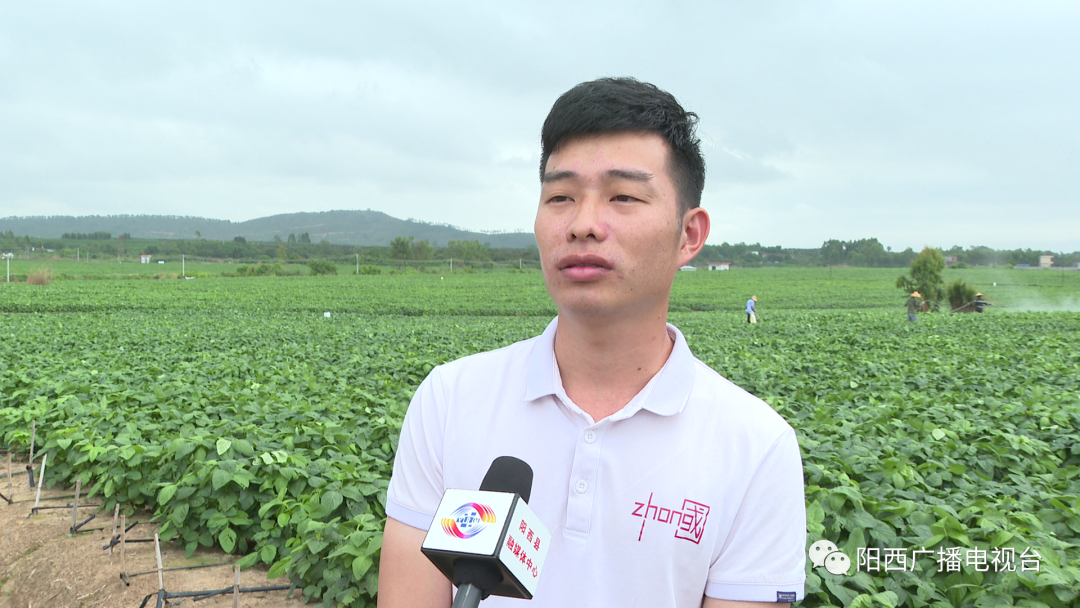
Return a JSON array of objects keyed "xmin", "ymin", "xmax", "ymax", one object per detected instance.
[{"xmin": 524, "ymin": 316, "xmax": 695, "ymax": 417}]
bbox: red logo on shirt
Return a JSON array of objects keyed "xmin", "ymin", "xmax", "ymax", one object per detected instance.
[{"xmin": 631, "ymin": 492, "xmax": 710, "ymax": 544}]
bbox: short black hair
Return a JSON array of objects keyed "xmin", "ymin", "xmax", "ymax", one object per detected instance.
[{"xmin": 540, "ymin": 77, "xmax": 706, "ymax": 217}]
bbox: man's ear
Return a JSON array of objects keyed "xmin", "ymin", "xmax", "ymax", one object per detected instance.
[{"xmin": 678, "ymin": 207, "xmax": 710, "ymax": 266}]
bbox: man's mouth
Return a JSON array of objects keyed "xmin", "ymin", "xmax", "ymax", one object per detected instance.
[{"xmin": 558, "ymin": 255, "xmax": 613, "ymax": 270}]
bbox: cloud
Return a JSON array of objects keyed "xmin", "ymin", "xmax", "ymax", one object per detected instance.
[{"xmin": 1, "ymin": 1, "xmax": 1078, "ymax": 248}]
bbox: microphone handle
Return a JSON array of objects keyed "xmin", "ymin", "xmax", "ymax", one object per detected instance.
[{"xmin": 451, "ymin": 583, "xmax": 485, "ymax": 608}]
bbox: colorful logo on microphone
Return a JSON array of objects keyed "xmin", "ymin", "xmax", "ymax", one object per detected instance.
[{"xmin": 441, "ymin": 503, "xmax": 497, "ymax": 539}]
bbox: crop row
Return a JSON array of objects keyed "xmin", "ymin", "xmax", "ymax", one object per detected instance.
[
  {"xmin": 1, "ymin": 305, "xmax": 1078, "ymax": 606},
  {"xmin": 7, "ymin": 266, "xmax": 1075, "ymax": 315}
]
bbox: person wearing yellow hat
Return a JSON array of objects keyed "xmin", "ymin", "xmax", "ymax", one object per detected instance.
[
  {"xmin": 973, "ymin": 292, "xmax": 992, "ymax": 313},
  {"xmin": 746, "ymin": 295, "xmax": 758, "ymax": 323},
  {"xmin": 906, "ymin": 291, "xmax": 921, "ymax": 322}
]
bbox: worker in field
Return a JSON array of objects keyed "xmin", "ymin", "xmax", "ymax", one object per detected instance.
[
  {"xmin": 973, "ymin": 292, "xmax": 992, "ymax": 313},
  {"xmin": 746, "ymin": 295, "xmax": 758, "ymax": 323},
  {"xmin": 380, "ymin": 77, "xmax": 806, "ymax": 608},
  {"xmin": 906, "ymin": 291, "xmax": 921, "ymax": 322}
]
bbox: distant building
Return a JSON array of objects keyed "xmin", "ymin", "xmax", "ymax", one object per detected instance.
[
  {"xmin": 707, "ymin": 262, "xmax": 731, "ymax": 271},
  {"xmin": 944, "ymin": 256, "xmax": 959, "ymax": 267},
  {"xmin": 140, "ymin": 255, "xmax": 151, "ymax": 264},
  {"xmin": 679, "ymin": 265, "xmax": 697, "ymax": 271},
  {"xmin": 1039, "ymin": 255, "xmax": 1054, "ymax": 269}
]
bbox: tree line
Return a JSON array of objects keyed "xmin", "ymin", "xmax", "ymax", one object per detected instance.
[{"xmin": 2, "ymin": 230, "xmax": 1075, "ymax": 268}]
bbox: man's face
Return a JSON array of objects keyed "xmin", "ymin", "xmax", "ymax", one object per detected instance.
[{"xmin": 535, "ymin": 131, "xmax": 692, "ymax": 319}]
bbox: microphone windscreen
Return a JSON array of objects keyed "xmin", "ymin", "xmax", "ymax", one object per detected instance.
[{"xmin": 479, "ymin": 456, "xmax": 534, "ymax": 503}]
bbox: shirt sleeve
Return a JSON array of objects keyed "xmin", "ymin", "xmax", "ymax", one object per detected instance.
[
  {"xmin": 705, "ymin": 427, "xmax": 806, "ymax": 603},
  {"xmin": 385, "ymin": 366, "xmax": 449, "ymax": 531}
]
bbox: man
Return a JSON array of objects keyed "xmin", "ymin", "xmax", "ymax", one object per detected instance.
[
  {"xmin": 973, "ymin": 292, "xmax": 991, "ymax": 313},
  {"xmin": 379, "ymin": 78, "xmax": 806, "ymax": 607},
  {"xmin": 906, "ymin": 291, "xmax": 921, "ymax": 321},
  {"xmin": 746, "ymin": 295, "xmax": 758, "ymax": 323}
]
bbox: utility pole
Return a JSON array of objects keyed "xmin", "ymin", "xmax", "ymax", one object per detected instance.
[{"xmin": 356, "ymin": 253, "xmax": 359, "ymax": 275}]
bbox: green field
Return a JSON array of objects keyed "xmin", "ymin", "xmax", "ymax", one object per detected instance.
[{"xmin": 1, "ymin": 270, "xmax": 1078, "ymax": 607}]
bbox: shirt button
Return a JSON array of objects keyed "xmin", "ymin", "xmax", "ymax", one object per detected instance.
[
  {"xmin": 575, "ymin": 480, "xmax": 589, "ymax": 494},
  {"xmin": 584, "ymin": 430, "xmax": 597, "ymax": 444}
]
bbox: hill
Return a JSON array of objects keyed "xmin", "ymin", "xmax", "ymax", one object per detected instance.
[{"xmin": 0, "ymin": 210, "xmax": 536, "ymax": 248}]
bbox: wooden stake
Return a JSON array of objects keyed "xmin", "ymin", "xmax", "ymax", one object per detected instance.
[
  {"xmin": 109, "ymin": 504, "xmax": 120, "ymax": 556},
  {"xmin": 233, "ymin": 564, "xmax": 241, "ymax": 608},
  {"xmin": 32, "ymin": 454, "xmax": 47, "ymax": 509},
  {"xmin": 70, "ymin": 478, "xmax": 82, "ymax": 532},
  {"xmin": 28, "ymin": 420, "xmax": 36, "ymax": 464},
  {"xmin": 120, "ymin": 513, "xmax": 127, "ymax": 573},
  {"xmin": 154, "ymin": 532, "xmax": 164, "ymax": 591},
  {"xmin": 5, "ymin": 452, "xmax": 11, "ymax": 498},
  {"xmin": 27, "ymin": 420, "xmax": 36, "ymax": 489}
]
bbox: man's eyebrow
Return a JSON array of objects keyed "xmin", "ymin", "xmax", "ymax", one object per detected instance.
[
  {"xmin": 605, "ymin": 168, "xmax": 652, "ymax": 182},
  {"xmin": 541, "ymin": 170, "xmax": 578, "ymax": 183},
  {"xmin": 541, "ymin": 168, "xmax": 653, "ymax": 183}
]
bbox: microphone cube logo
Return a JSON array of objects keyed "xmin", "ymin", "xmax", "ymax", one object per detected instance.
[{"xmin": 442, "ymin": 503, "xmax": 497, "ymax": 539}]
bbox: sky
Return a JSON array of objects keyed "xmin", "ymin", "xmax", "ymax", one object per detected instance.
[{"xmin": 1, "ymin": 1, "xmax": 1078, "ymax": 251}]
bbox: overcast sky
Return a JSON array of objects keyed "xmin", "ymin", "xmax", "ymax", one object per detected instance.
[{"xmin": 2, "ymin": 1, "xmax": 1077, "ymax": 251}]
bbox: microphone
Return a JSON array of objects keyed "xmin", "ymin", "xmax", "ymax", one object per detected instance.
[{"xmin": 421, "ymin": 456, "xmax": 550, "ymax": 607}]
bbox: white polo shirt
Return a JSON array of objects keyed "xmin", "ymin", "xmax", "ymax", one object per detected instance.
[{"xmin": 387, "ymin": 317, "xmax": 806, "ymax": 606}]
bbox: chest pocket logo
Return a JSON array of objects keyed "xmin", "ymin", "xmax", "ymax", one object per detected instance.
[{"xmin": 631, "ymin": 492, "xmax": 710, "ymax": 544}]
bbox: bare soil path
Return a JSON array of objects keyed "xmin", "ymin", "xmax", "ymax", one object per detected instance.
[{"xmin": 1, "ymin": 457, "xmax": 308, "ymax": 608}]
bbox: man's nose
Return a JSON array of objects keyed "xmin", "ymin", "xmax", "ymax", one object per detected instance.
[{"xmin": 566, "ymin": 196, "xmax": 608, "ymax": 242}]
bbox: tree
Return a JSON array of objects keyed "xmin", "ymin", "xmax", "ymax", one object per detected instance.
[
  {"xmin": 390, "ymin": 236, "xmax": 414, "ymax": 260},
  {"xmin": 307, "ymin": 260, "xmax": 337, "ymax": 275},
  {"xmin": 821, "ymin": 240, "xmax": 845, "ymax": 265},
  {"xmin": 446, "ymin": 239, "xmax": 490, "ymax": 262},
  {"xmin": 288, "ymin": 233, "xmax": 297, "ymax": 245},
  {"xmin": 299, "ymin": 232, "xmax": 311, "ymax": 244},
  {"xmin": 896, "ymin": 247, "xmax": 946, "ymax": 310},
  {"xmin": 946, "ymin": 279, "xmax": 977, "ymax": 311},
  {"xmin": 195, "ymin": 230, "xmax": 202, "ymax": 239},
  {"xmin": 411, "ymin": 239, "xmax": 434, "ymax": 260}
]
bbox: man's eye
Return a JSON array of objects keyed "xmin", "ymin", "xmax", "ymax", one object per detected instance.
[
  {"xmin": 548, "ymin": 195, "xmax": 572, "ymax": 203},
  {"xmin": 613, "ymin": 194, "xmax": 639, "ymax": 202}
]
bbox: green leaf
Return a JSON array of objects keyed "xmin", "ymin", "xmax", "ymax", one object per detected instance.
[
  {"xmin": 321, "ymin": 490, "xmax": 343, "ymax": 512},
  {"xmin": 232, "ymin": 439, "xmax": 254, "ymax": 457},
  {"xmin": 216, "ymin": 438, "xmax": 232, "ymax": 456},
  {"xmin": 172, "ymin": 503, "xmax": 190, "ymax": 526},
  {"xmin": 212, "ymin": 469, "xmax": 231, "ymax": 490},
  {"xmin": 158, "ymin": 483, "xmax": 178, "ymax": 506},
  {"xmin": 267, "ymin": 557, "xmax": 292, "ymax": 580},
  {"xmin": 932, "ymin": 429, "xmax": 946, "ymax": 441},
  {"xmin": 218, "ymin": 527, "xmax": 237, "ymax": 553},
  {"xmin": 352, "ymin": 555, "xmax": 373, "ymax": 580},
  {"xmin": 260, "ymin": 544, "xmax": 277, "ymax": 564},
  {"xmin": 236, "ymin": 552, "xmax": 260, "ymax": 569}
]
